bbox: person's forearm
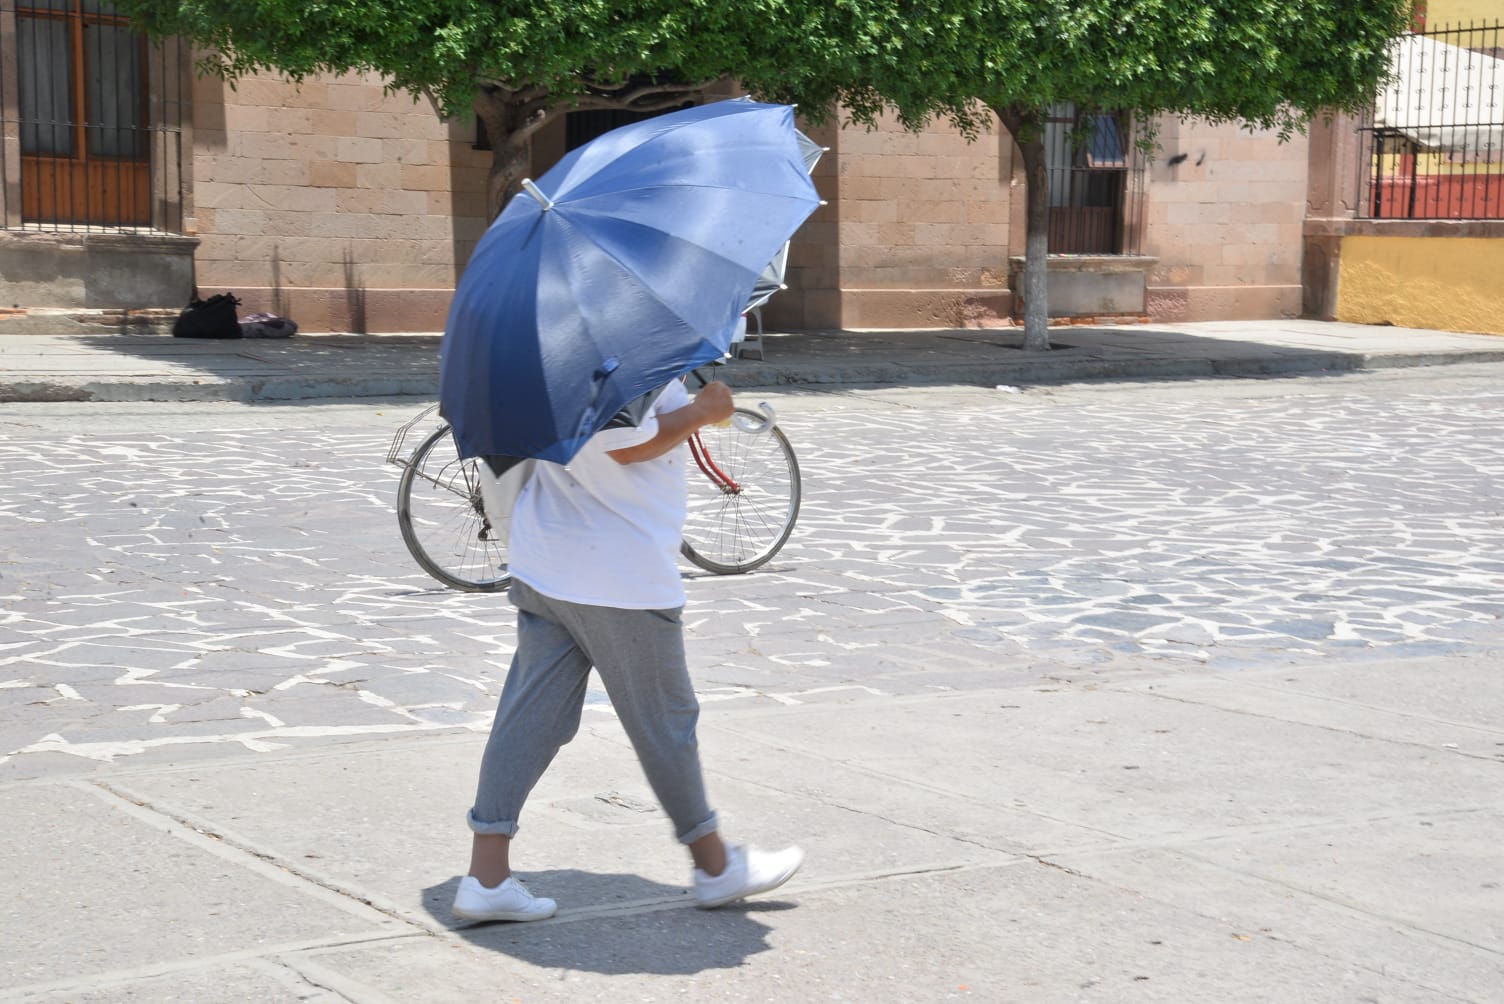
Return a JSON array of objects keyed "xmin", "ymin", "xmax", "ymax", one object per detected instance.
[{"xmin": 607, "ymin": 402, "xmax": 714, "ymax": 464}]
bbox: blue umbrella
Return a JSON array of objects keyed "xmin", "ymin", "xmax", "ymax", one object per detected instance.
[{"xmin": 439, "ymin": 98, "xmax": 823, "ymax": 465}]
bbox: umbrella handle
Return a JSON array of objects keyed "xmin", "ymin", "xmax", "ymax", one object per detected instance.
[{"xmin": 730, "ymin": 402, "xmax": 777, "ymax": 434}]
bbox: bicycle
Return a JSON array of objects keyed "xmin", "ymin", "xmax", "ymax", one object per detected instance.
[{"xmin": 387, "ymin": 370, "xmax": 801, "ymax": 592}]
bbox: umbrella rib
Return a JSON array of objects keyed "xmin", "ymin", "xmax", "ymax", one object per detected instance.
[
  {"xmin": 553, "ymin": 215, "xmax": 722, "ymax": 358},
  {"xmin": 554, "ymin": 135, "xmax": 817, "ymax": 204},
  {"xmin": 564, "ymin": 181, "xmax": 817, "ymax": 207},
  {"xmin": 557, "ymin": 116, "xmax": 798, "ymax": 192},
  {"xmin": 562, "ymin": 200, "xmax": 816, "ymax": 275}
]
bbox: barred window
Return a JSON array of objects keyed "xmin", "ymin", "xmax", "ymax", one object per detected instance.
[
  {"xmin": 1044, "ymin": 103, "xmax": 1145, "ymax": 254},
  {"xmin": 11, "ymin": 0, "xmax": 152, "ymax": 226}
]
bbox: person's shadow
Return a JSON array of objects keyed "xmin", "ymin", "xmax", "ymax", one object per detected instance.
[{"xmin": 422, "ymin": 871, "xmax": 797, "ymax": 975}]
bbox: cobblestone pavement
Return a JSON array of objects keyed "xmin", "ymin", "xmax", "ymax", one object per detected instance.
[{"xmin": 4, "ymin": 373, "xmax": 1503, "ymax": 777}]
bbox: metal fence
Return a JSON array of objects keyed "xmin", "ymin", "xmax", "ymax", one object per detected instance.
[
  {"xmin": 1045, "ymin": 104, "xmax": 1148, "ymax": 255},
  {"xmin": 0, "ymin": 2, "xmax": 187, "ymax": 233},
  {"xmin": 1357, "ymin": 20, "xmax": 1504, "ymax": 220}
]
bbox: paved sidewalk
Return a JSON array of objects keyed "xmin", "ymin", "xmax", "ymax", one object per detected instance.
[
  {"xmin": 1, "ymin": 318, "xmax": 1503, "ymax": 402},
  {"xmin": 5, "ymin": 319, "xmax": 1504, "ymax": 1001},
  {"xmin": 5, "ymin": 654, "xmax": 1502, "ymax": 1002}
]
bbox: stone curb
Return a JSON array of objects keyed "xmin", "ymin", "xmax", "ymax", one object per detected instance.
[{"xmin": 4, "ymin": 336, "xmax": 1504, "ymax": 404}]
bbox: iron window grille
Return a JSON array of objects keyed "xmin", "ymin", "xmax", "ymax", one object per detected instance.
[
  {"xmin": 1, "ymin": 1, "xmax": 188, "ymax": 233},
  {"xmin": 1044, "ymin": 103, "xmax": 1147, "ymax": 255},
  {"xmin": 1357, "ymin": 20, "xmax": 1504, "ymax": 220}
]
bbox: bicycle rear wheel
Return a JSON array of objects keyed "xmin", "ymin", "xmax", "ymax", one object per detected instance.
[
  {"xmin": 396, "ymin": 425, "xmax": 511, "ymax": 592},
  {"xmin": 680, "ymin": 409, "xmax": 801, "ymax": 574}
]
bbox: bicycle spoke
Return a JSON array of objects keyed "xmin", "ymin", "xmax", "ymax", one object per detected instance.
[
  {"xmin": 683, "ymin": 410, "xmax": 800, "ymax": 573},
  {"xmin": 397, "ymin": 426, "xmax": 510, "ymax": 591}
]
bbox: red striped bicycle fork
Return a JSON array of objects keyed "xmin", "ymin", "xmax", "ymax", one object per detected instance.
[{"xmin": 689, "ymin": 433, "xmax": 740, "ymax": 493}]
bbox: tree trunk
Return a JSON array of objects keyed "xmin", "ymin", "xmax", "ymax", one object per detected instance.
[
  {"xmin": 995, "ymin": 104, "xmax": 1051, "ymax": 352},
  {"xmin": 472, "ymin": 79, "xmax": 715, "ymax": 223},
  {"xmin": 487, "ymin": 134, "xmax": 532, "ymax": 220},
  {"xmin": 475, "ymin": 90, "xmax": 541, "ymax": 221}
]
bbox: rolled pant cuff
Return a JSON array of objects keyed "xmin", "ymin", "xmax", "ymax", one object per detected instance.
[
  {"xmin": 678, "ymin": 813, "xmax": 718, "ymax": 846},
  {"xmin": 467, "ymin": 811, "xmax": 520, "ymax": 837}
]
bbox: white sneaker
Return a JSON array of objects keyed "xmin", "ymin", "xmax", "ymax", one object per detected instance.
[
  {"xmin": 693, "ymin": 844, "xmax": 804, "ymax": 909},
  {"xmin": 451, "ymin": 875, "xmax": 557, "ymax": 923}
]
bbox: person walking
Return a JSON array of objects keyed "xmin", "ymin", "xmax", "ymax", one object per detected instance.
[{"xmin": 452, "ymin": 377, "xmax": 803, "ymax": 923}]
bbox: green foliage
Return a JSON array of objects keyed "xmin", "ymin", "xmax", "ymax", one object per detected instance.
[
  {"xmin": 748, "ymin": 0, "xmax": 1415, "ymax": 138},
  {"xmin": 736, "ymin": 0, "xmax": 1414, "ymax": 351},
  {"xmin": 112, "ymin": 1, "xmax": 781, "ymax": 117},
  {"xmin": 110, "ymin": 0, "xmax": 1416, "ymax": 345},
  {"xmin": 114, "ymin": 1, "xmax": 1414, "ymax": 137}
]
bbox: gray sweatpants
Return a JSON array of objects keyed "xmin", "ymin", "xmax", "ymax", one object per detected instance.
[{"xmin": 467, "ymin": 579, "xmax": 718, "ymax": 845}]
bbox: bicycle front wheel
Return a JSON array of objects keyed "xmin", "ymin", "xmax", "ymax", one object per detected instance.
[
  {"xmin": 396, "ymin": 426, "xmax": 511, "ymax": 592},
  {"xmin": 681, "ymin": 409, "xmax": 801, "ymax": 574}
]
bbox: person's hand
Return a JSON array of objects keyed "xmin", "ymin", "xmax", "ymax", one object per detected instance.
[{"xmin": 694, "ymin": 381, "xmax": 735, "ymax": 427}]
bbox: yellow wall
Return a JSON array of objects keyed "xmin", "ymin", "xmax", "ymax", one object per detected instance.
[
  {"xmin": 1425, "ymin": 0, "xmax": 1504, "ymax": 25},
  {"xmin": 1336, "ymin": 236, "xmax": 1504, "ymax": 335}
]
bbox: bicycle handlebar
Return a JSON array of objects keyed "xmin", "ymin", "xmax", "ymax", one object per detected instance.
[
  {"xmin": 730, "ymin": 402, "xmax": 777, "ymax": 433},
  {"xmin": 686, "ymin": 367, "xmax": 777, "ymax": 434}
]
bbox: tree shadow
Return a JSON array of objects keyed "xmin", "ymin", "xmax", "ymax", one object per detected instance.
[
  {"xmin": 422, "ymin": 871, "xmax": 799, "ymax": 976},
  {"xmin": 30, "ymin": 322, "xmax": 1484, "ymax": 406},
  {"xmin": 699, "ymin": 323, "xmax": 1432, "ymax": 394},
  {"xmin": 343, "ymin": 245, "xmax": 368, "ymax": 335},
  {"xmin": 59, "ymin": 332, "xmax": 443, "ymax": 402}
]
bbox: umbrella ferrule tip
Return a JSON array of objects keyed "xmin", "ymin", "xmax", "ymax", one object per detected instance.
[{"xmin": 521, "ymin": 178, "xmax": 554, "ymax": 211}]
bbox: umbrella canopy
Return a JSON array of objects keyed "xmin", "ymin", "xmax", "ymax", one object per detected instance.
[
  {"xmin": 746, "ymin": 131, "xmax": 827, "ymax": 313},
  {"xmin": 440, "ymin": 99, "xmax": 823, "ymax": 465}
]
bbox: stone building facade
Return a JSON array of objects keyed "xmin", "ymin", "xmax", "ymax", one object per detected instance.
[
  {"xmin": 3, "ymin": 3, "xmax": 1491, "ymax": 336},
  {"xmin": 186, "ymin": 71, "xmax": 491, "ymax": 333},
  {"xmin": 180, "ymin": 70, "xmax": 1313, "ymax": 335}
]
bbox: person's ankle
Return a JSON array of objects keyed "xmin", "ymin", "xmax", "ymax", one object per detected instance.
[
  {"xmin": 689, "ymin": 833, "xmax": 729, "ymax": 876},
  {"xmin": 468, "ymin": 869, "xmax": 512, "ymax": 889}
]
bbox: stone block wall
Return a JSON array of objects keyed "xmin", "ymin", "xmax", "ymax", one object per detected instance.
[
  {"xmin": 766, "ymin": 111, "xmax": 1013, "ymax": 331},
  {"xmin": 1143, "ymin": 117, "xmax": 1309, "ymax": 322},
  {"xmin": 768, "ymin": 109, "xmax": 1309, "ymax": 331},
  {"xmin": 179, "ymin": 74, "xmax": 1315, "ymax": 334},
  {"xmin": 189, "ymin": 69, "xmax": 490, "ymax": 332}
]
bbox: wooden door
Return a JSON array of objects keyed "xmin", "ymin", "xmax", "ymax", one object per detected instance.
[{"xmin": 16, "ymin": 0, "xmax": 149, "ymax": 227}]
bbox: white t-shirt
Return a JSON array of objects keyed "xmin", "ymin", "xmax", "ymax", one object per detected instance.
[{"xmin": 508, "ymin": 381, "xmax": 691, "ymax": 609}]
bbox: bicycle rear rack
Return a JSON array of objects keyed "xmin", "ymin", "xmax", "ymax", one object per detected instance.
[{"xmin": 386, "ymin": 404, "xmax": 443, "ymax": 469}]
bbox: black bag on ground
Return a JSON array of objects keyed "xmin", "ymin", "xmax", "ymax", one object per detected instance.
[{"xmin": 173, "ymin": 293, "xmax": 242, "ymax": 339}]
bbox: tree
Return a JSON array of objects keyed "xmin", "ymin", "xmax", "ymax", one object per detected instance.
[
  {"xmin": 117, "ymin": 1, "xmax": 1413, "ymax": 346},
  {"xmin": 113, "ymin": 1, "xmax": 792, "ymax": 216},
  {"xmin": 750, "ymin": 1, "xmax": 1415, "ymax": 350}
]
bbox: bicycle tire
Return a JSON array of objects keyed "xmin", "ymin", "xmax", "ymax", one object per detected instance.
[
  {"xmin": 680, "ymin": 408, "xmax": 801, "ymax": 574},
  {"xmin": 396, "ymin": 425, "xmax": 511, "ymax": 592}
]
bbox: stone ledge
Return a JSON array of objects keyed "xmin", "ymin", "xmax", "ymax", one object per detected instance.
[
  {"xmin": 1304, "ymin": 217, "xmax": 1504, "ymax": 239},
  {"xmin": 0, "ymin": 229, "xmax": 199, "ymax": 310},
  {"xmin": 1007, "ymin": 254, "xmax": 1160, "ymax": 273},
  {"xmin": 0, "ymin": 229, "xmax": 200, "ymax": 254},
  {"xmin": 1008, "ymin": 255, "xmax": 1159, "ymax": 319},
  {"xmin": 0, "ymin": 307, "xmax": 181, "ymax": 335}
]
